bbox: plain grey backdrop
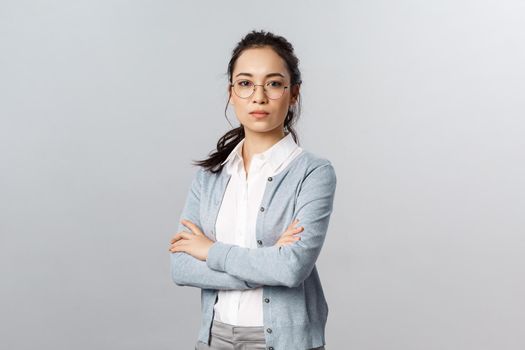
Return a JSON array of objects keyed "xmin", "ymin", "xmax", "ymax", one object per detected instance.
[{"xmin": 1, "ymin": 0, "xmax": 524, "ymax": 349}]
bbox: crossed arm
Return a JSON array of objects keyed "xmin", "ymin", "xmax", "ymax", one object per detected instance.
[
  {"xmin": 170, "ymin": 168, "xmax": 261, "ymax": 290},
  {"xmin": 170, "ymin": 163, "xmax": 337, "ymax": 290}
]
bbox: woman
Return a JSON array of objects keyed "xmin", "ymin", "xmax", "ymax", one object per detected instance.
[{"xmin": 168, "ymin": 30, "xmax": 337, "ymax": 350}]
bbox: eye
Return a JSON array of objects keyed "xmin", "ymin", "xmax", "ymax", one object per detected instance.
[
  {"xmin": 238, "ymin": 80, "xmax": 253, "ymax": 87},
  {"xmin": 267, "ymin": 81, "xmax": 283, "ymax": 87}
]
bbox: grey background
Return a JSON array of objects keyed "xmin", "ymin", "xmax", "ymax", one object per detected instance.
[{"xmin": 1, "ymin": 1, "xmax": 524, "ymax": 349}]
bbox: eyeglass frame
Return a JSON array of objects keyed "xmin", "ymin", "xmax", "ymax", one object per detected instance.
[{"xmin": 229, "ymin": 78, "xmax": 291, "ymax": 100}]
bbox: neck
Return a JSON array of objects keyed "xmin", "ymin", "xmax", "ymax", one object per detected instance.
[{"xmin": 242, "ymin": 128, "xmax": 286, "ymax": 159}]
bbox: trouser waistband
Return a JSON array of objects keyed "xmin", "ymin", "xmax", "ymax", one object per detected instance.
[{"xmin": 211, "ymin": 319, "xmax": 265, "ymax": 342}]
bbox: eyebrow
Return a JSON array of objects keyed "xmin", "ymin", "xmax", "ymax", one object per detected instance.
[{"xmin": 235, "ymin": 72, "xmax": 286, "ymax": 79}]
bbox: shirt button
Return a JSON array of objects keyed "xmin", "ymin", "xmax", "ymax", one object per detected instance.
[
  {"xmin": 267, "ymin": 176, "xmax": 272, "ymax": 182},
  {"xmin": 260, "ymin": 206, "xmax": 265, "ymax": 212},
  {"xmin": 268, "ymin": 347, "xmax": 274, "ymax": 350},
  {"xmin": 266, "ymin": 328, "xmax": 272, "ymax": 334},
  {"xmin": 264, "ymin": 298, "xmax": 270, "ymax": 303},
  {"xmin": 257, "ymin": 240, "xmax": 263, "ymax": 246}
]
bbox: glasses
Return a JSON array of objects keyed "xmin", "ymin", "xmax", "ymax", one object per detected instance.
[{"xmin": 231, "ymin": 79, "xmax": 289, "ymax": 100}]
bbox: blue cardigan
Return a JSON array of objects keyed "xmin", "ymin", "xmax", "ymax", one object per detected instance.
[{"xmin": 170, "ymin": 150, "xmax": 337, "ymax": 350}]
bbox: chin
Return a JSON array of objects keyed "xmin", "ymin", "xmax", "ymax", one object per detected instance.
[{"xmin": 245, "ymin": 123, "xmax": 283, "ymax": 134}]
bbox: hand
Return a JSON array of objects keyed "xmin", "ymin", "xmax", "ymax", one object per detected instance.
[
  {"xmin": 168, "ymin": 219, "xmax": 215, "ymax": 261},
  {"xmin": 274, "ymin": 218, "xmax": 304, "ymax": 247}
]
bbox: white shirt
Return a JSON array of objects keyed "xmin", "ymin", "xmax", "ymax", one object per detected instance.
[{"xmin": 212, "ymin": 132, "xmax": 303, "ymax": 326}]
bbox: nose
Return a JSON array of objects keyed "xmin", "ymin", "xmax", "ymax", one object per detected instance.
[{"xmin": 252, "ymin": 84, "xmax": 268, "ymax": 104}]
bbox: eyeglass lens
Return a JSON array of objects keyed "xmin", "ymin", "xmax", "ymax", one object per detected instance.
[{"xmin": 233, "ymin": 80, "xmax": 286, "ymax": 99}]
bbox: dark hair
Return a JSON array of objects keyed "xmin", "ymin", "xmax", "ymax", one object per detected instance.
[{"xmin": 191, "ymin": 29, "xmax": 303, "ymax": 173}]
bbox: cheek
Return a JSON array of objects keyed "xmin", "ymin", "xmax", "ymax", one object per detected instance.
[
  {"xmin": 232, "ymin": 102, "xmax": 248, "ymax": 116},
  {"xmin": 276, "ymin": 102, "xmax": 290, "ymax": 116},
  {"xmin": 231, "ymin": 95, "xmax": 247, "ymax": 109}
]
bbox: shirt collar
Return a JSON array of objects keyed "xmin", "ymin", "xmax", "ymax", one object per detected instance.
[
  {"xmin": 220, "ymin": 137, "xmax": 245, "ymax": 166},
  {"xmin": 220, "ymin": 132, "xmax": 298, "ymax": 174}
]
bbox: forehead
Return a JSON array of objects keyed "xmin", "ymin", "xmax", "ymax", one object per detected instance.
[{"xmin": 233, "ymin": 47, "xmax": 288, "ymax": 78}]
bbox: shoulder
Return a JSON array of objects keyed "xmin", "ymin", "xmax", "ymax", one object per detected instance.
[
  {"xmin": 293, "ymin": 150, "xmax": 337, "ymax": 204},
  {"xmin": 299, "ymin": 150, "xmax": 335, "ymax": 170},
  {"xmin": 294, "ymin": 150, "xmax": 336, "ymax": 183},
  {"xmin": 192, "ymin": 165, "xmax": 225, "ymax": 190}
]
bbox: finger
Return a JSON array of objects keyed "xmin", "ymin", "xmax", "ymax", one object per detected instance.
[
  {"xmin": 280, "ymin": 237, "xmax": 299, "ymax": 247},
  {"xmin": 170, "ymin": 231, "xmax": 188, "ymax": 243},
  {"xmin": 169, "ymin": 244, "xmax": 185, "ymax": 253},
  {"xmin": 282, "ymin": 236, "xmax": 300, "ymax": 244},
  {"xmin": 170, "ymin": 232, "xmax": 193, "ymax": 243},
  {"xmin": 282, "ymin": 225, "xmax": 303, "ymax": 238},
  {"xmin": 169, "ymin": 240, "xmax": 188, "ymax": 252},
  {"xmin": 173, "ymin": 240, "xmax": 188, "ymax": 247},
  {"xmin": 281, "ymin": 230, "xmax": 295, "ymax": 238},
  {"xmin": 288, "ymin": 218, "xmax": 300, "ymax": 229},
  {"xmin": 181, "ymin": 219, "xmax": 204, "ymax": 236},
  {"xmin": 170, "ymin": 233, "xmax": 181, "ymax": 243},
  {"xmin": 292, "ymin": 226, "xmax": 304, "ymax": 235},
  {"xmin": 280, "ymin": 239, "xmax": 293, "ymax": 245}
]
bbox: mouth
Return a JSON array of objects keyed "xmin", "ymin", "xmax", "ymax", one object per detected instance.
[{"xmin": 250, "ymin": 111, "xmax": 270, "ymax": 119}]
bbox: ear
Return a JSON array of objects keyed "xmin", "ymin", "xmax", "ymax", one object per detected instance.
[
  {"xmin": 228, "ymin": 84, "xmax": 234, "ymax": 105},
  {"xmin": 290, "ymin": 84, "xmax": 300, "ymax": 104}
]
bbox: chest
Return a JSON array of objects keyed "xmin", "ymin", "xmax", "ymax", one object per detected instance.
[
  {"xmin": 199, "ymin": 170, "xmax": 301, "ymax": 246},
  {"xmin": 214, "ymin": 166, "xmax": 271, "ymax": 246}
]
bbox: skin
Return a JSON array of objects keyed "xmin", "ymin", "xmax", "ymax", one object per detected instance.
[{"xmin": 168, "ymin": 46, "xmax": 303, "ymax": 261}]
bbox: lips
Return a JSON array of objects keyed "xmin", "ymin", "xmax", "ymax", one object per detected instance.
[
  {"xmin": 249, "ymin": 110, "xmax": 270, "ymax": 119},
  {"xmin": 250, "ymin": 111, "xmax": 269, "ymax": 119}
]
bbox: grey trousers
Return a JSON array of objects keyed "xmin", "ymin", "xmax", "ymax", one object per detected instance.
[{"xmin": 195, "ymin": 319, "xmax": 326, "ymax": 350}]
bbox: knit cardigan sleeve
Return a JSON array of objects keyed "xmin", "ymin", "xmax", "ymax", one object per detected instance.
[
  {"xmin": 206, "ymin": 162, "xmax": 337, "ymax": 288},
  {"xmin": 170, "ymin": 168, "xmax": 261, "ymax": 290}
]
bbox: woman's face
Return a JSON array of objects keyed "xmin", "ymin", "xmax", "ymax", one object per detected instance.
[{"xmin": 228, "ymin": 46, "xmax": 299, "ymax": 135}]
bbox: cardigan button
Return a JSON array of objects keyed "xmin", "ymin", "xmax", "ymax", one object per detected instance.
[
  {"xmin": 257, "ymin": 240, "xmax": 263, "ymax": 246},
  {"xmin": 264, "ymin": 298, "xmax": 270, "ymax": 303},
  {"xmin": 266, "ymin": 328, "xmax": 272, "ymax": 334},
  {"xmin": 268, "ymin": 347, "xmax": 274, "ymax": 350},
  {"xmin": 267, "ymin": 176, "xmax": 273, "ymax": 181},
  {"xmin": 260, "ymin": 206, "xmax": 265, "ymax": 212}
]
